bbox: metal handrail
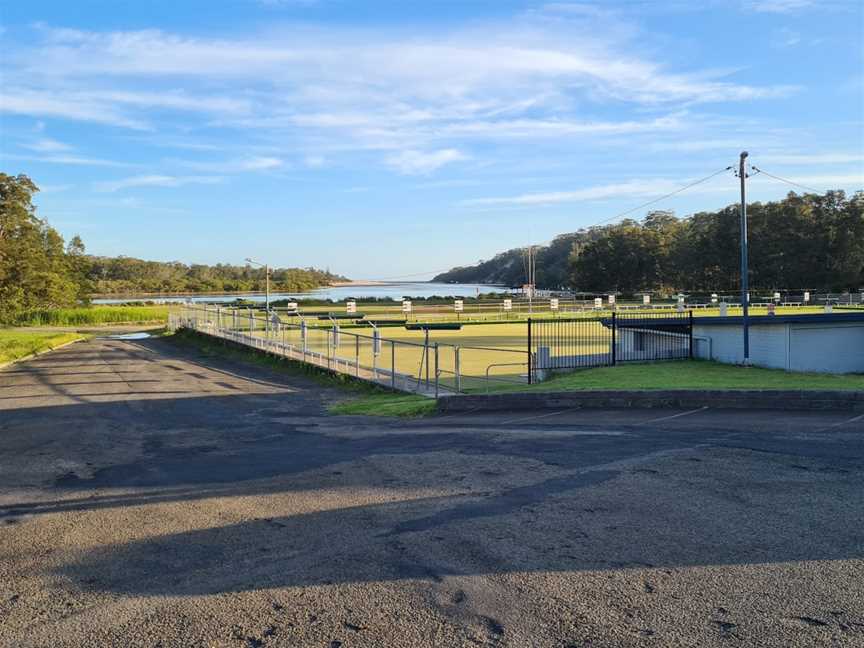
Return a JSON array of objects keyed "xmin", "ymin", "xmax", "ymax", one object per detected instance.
[{"xmin": 484, "ymin": 362, "xmax": 530, "ymax": 394}]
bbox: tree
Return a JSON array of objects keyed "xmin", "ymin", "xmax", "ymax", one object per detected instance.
[{"xmin": 0, "ymin": 174, "xmax": 82, "ymax": 320}]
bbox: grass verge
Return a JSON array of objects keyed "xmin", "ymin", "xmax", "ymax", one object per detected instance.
[
  {"xmin": 0, "ymin": 330, "xmax": 86, "ymax": 365},
  {"xmin": 327, "ymin": 393, "xmax": 437, "ymax": 417},
  {"xmin": 166, "ymin": 328, "xmax": 437, "ymax": 417},
  {"xmin": 477, "ymin": 359, "xmax": 864, "ymax": 393}
]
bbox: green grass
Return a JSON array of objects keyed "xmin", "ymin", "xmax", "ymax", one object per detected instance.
[
  {"xmin": 167, "ymin": 329, "xmax": 438, "ymax": 417},
  {"xmin": 327, "ymin": 393, "xmax": 437, "ymax": 417},
  {"xmin": 9, "ymin": 305, "xmax": 170, "ymax": 327},
  {"xmin": 479, "ymin": 359, "xmax": 864, "ymax": 393},
  {"xmin": 0, "ymin": 330, "xmax": 86, "ymax": 364}
]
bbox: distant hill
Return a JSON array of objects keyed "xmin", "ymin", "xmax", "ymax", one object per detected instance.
[
  {"xmin": 434, "ymin": 190, "xmax": 864, "ymax": 293},
  {"xmin": 85, "ymin": 256, "xmax": 346, "ymax": 295},
  {"xmin": 433, "ymin": 230, "xmax": 604, "ymax": 289}
]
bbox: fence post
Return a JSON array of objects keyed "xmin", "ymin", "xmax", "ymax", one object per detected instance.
[
  {"xmin": 434, "ymin": 343, "xmax": 439, "ymax": 398},
  {"xmin": 455, "ymin": 346, "xmax": 461, "ymax": 393},
  {"xmin": 689, "ymin": 310, "xmax": 694, "ymax": 359},
  {"xmin": 355, "ymin": 335, "xmax": 360, "ymax": 377},
  {"xmin": 527, "ymin": 318, "xmax": 532, "ymax": 384},
  {"xmin": 611, "ymin": 312, "xmax": 617, "ymax": 366},
  {"xmin": 391, "ymin": 340, "xmax": 396, "ymax": 390},
  {"xmin": 424, "ymin": 330, "xmax": 430, "ymax": 387}
]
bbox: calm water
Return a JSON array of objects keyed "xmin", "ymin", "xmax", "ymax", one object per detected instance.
[{"xmin": 92, "ymin": 282, "xmax": 511, "ymax": 304}]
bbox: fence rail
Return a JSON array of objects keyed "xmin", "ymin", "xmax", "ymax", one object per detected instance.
[{"xmin": 169, "ymin": 304, "xmax": 528, "ymax": 396}]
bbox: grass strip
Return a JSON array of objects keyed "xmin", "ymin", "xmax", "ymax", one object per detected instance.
[
  {"xmin": 476, "ymin": 359, "xmax": 864, "ymax": 393},
  {"xmin": 0, "ymin": 330, "xmax": 86, "ymax": 364},
  {"xmin": 8, "ymin": 305, "xmax": 170, "ymax": 327}
]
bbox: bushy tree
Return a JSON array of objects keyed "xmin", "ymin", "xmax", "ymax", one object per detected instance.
[{"xmin": 0, "ymin": 174, "xmax": 84, "ymax": 320}]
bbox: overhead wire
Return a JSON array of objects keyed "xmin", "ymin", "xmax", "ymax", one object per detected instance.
[
  {"xmin": 749, "ymin": 166, "xmax": 826, "ymax": 194},
  {"xmin": 362, "ymin": 165, "xmax": 737, "ymax": 281}
]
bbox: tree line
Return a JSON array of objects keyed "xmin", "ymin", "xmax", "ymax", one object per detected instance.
[
  {"xmin": 435, "ymin": 190, "xmax": 864, "ymax": 293},
  {"xmin": 0, "ymin": 173, "xmax": 343, "ymax": 322}
]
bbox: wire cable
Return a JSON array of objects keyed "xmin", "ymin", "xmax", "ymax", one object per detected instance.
[
  {"xmin": 589, "ymin": 166, "xmax": 734, "ymax": 227},
  {"xmin": 361, "ymin": 165, "xmax": 736, "ymax": 281},
  {"xmin": 749, "ymin": 166, "xmax": 825, "ymax": 194}
]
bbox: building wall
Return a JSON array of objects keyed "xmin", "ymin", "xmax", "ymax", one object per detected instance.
[{"xmin": 693, "ymin": 321, "xmax": 864, "ymax": 374}]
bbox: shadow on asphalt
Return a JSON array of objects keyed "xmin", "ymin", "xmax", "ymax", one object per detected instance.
[{"xmin": 2, "ymin": 337, "xmax": 863, "ymax": 598}]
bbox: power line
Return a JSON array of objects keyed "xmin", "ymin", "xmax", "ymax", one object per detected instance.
[
  {"xmin": 749, "ymin": 166, "xmax": 825, "ymax": 194},
  {"xmin": 589, "ymin": 166, "xmax": 734, "ymax": 227},
  {"xmin": 359, "ymin": 165, "xmax": 736, "ymax": 282}
]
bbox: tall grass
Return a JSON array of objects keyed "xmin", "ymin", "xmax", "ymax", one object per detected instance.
[
  {"xmin": 7, "ymin": 305, "xmax": 170, "ymax": 327},
  {"xmin": 0, "ymin": 331, "xmax": 85, "ymax": 363}
]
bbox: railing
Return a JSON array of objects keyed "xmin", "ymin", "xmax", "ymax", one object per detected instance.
[{"xmin": 169, "ymin": 304, "xmax": 529, "ymax": 396}]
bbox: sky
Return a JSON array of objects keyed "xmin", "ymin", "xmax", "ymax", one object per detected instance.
[{"xmin": 1, "ymin": 0, "xmax": 862, "ymax": 280}]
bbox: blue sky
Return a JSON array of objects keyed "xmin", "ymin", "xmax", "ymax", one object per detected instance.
[{"xmin": 1, "ymin": 0, "xmax": 862, "ymax": 279}]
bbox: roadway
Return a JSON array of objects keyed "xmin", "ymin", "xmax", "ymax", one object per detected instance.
[{"xmin": 1, "ymin": 336, "xmax": 862, "ymax": 647}]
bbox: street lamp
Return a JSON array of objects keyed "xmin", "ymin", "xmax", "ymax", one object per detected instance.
[{"xmin": 245, "ymin": 257, "xmax": 271, "ymax": 313}]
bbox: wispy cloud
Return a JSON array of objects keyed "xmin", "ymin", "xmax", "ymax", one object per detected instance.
[
  {"xmin": 757, "ymin": 152, "xmax": 864, "ymax": 165},
  {"xmin": 3, "ymin": 153, "xmax": 132, "ymax": 167},
  {"xmin": 385, "ymin": 149, "xmax": 467, "ymax": 175},
  {"xmin": 174, "ymin": 156, "xmax": 285, "ymax": 173},
  {"xmin": 3, "ymin": 17, "xmax": 797, "ymax": 171},
  {"xmin": 1, "ymin": 88, "xmax": 149, "ymax": 129},
  {"xmin": 461, "ymin": 179, "xmax": 698, "ymax": 207},
  {"xmin": 23, "ymin": 137, "xmax": 72, "ymax": 152},
  {"xmin": 743, "ymin": 0, "xmax": 815, "ymax": 13},
  {"xmin": 463, "ymin": 170, "xmax": 864, "ymax": 208},
  {"xmin": 94, "ymin": 174, "xmax": 223, "ymax": 192}
]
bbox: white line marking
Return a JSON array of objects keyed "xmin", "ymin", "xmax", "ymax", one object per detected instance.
[
  {"xmin": 817, "ymin": 412, "xmax": 864, "ymax": 431},
  {"xmin": 638, "ymin": 407, "xmax": 709, "ymax": 426},
  {"xmin": 498, "ymin": 409, "xmax": 574, "ymax": 425}
]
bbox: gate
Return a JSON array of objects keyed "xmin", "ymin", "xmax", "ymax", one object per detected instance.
[{"xmin": 528, "ymin": 311, "xmax": 692, "ymax": 383}]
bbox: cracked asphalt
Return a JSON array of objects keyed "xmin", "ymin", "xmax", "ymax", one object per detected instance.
[{"xmin": 0, "ymin": 335, "xmax": 862, "ymax": 647}]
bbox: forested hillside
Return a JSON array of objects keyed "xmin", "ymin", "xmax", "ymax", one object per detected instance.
[
  {"xmin": 434, "ymin": 191, "xmax": 864, "ymax": 292},
  {"xmin": 0, "ymin": 173, "xmax": 342, "ymax": 322},
  {"xmin": 85, "ymin": 257, "xmax": 343, "ymax": 295}
]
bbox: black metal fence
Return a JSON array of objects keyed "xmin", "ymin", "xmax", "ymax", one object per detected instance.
[{"xmin": 528, "ymin": 311, "xmax": 692, "ymax": 383}]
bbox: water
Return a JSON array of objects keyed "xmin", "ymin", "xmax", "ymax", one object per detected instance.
[
  {"xmin": 104, "ymin": 332, "xmax": 152, "ymax": 340},
  {"xmin": 92, "ymin": 282, "xmax": 510, "ymax": 304}
]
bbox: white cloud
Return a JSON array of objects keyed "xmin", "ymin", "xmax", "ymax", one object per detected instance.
[
  {"xmin": 3, "ymin": 152, "xmax": 132, "ymax": 167},
  {"xmin": 23, "ymin": 137, "xmax": 71, "ymax": 152},
  {"xmin": 752, "ymin": 172, "xmax": 864, "ymax": 192},
  {"xmin": 173, "ymin": 156, "xmax": 285, "ymax": 173},
  {"xmin": 303, "ymin": 155, "xmax": 326, "ymax": 168},
  {"xmin": 757, "ymin": 153, "xmax": 864, "ymax": 165},
  {"xmin": 461, "ymin": 177, "xmax": 728, "ymax": 207},
  {"xmin": 384, "ymin": 149, "xmax": 467, "ymax": 175},
  {"xmin": 239, "ymin": 156, "xmax": 283, "ymax": 170},
  {"xmin": 38, "ymin": 183, "xmax": 73, "ymax": 194},
  {"xmin": 94, "ymin": 174, "xmax": 223, "ymax": 192},
  {"xmin": 5, "ymin": 20, "xmax": 795, "ymax": 146},
  {"xmin": 743, "ymin": 0, "xmax": 814, "ymax": 13},
  {"xmin": 463, "ymin": 170, "xmax": 864, "ymax": 208},
  {"xmin": 1, "ymin": 88, "xmax": 150, "ymax": 129}
]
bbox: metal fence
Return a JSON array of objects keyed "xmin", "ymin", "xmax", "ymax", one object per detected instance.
[
  {"xmin": 169, "ymin": 304, "xmax": 529, "ymax": 395},
  {"xmin": 528, "ymin": 311, "xmax": 692, "ymax": 382}
]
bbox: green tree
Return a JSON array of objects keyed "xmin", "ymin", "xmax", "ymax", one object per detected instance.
[{"xmin": 0, "ymin": 174, "xmax": 82, "ymax": 321}]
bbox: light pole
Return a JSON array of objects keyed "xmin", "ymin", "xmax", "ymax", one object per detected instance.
[
  {"xmin": 245, "ymin": 257, "xmax": 271, "ymax": 313},
  {"xmin": 246, "ymin": 257, "xmax": 271, "ymax": 337}
]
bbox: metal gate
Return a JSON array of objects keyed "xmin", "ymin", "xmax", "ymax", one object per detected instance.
[{"xmin": 528, "ymin": 311, "xmax": 692, "ymax": 383}]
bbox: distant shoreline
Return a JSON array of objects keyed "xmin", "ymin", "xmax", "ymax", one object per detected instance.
[{"xmin": 89, "ymin": 280, "xmax": 512, "ymax": 298}]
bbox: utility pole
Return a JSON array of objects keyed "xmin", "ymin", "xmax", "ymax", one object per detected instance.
[{"xmin": 738, "ymin": 151, "xmax": 750, "ymax": 365}]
